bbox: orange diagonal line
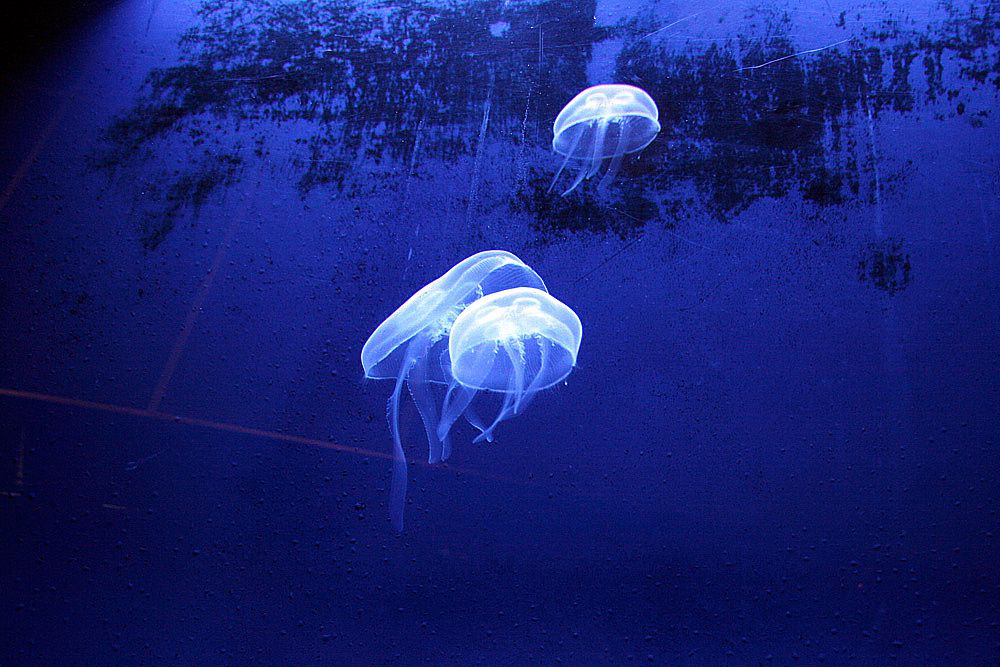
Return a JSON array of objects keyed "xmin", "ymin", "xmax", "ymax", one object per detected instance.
[
  {"xmin": 0, "ymin": 386, "xmax": 390, "ymax": 461},
  {"xmin": 0, "ymin": 387, "xmax": 504, "ymax": 481}
]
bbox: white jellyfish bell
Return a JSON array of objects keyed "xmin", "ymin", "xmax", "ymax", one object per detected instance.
[
  {"xmin": 441, "ymin": 287, "xmax": 582, "ymax": 444},
  {"xmin": 550, "ymin": 83, "xmax": 661, "ymax": 195}
]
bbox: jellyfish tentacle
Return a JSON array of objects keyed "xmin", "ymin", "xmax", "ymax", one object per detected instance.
[
  {"xmin": 406, "ymin": 374, "xmax": 442, "ymax": 463},
  {"xmin": 435, "ymin": 349, "xmax": 461, "ymax": 459},
  {"xmin": 513, "ymin": 355, "xmax": 540, "ymax": 417},
  {"xmin": 441, "ymin": 432, "xmax": 452, "ymax": 462},
  {"xmin": 506, "ymin": 336, "xmax": 545, "ymax": 419}
]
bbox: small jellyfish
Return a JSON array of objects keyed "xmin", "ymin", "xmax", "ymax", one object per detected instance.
[
  {"xmin": 362, "ymin": 250, "xmax": 546, "ymax": 530},
  {"xmin": 550, "ymin": 83, "xmax": 661, "ymax": 195},
  {"xmin": 438, "ymin": 287, "xmax": 583, "ymax": 445}
]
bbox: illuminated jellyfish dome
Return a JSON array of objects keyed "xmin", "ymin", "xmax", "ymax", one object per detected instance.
[
  {"xmin": 550, "ymin": 83, "xmax": 661, "ymax": 195},
  {"xmin": 443, "ymin": 287, "xmax": 583, "ymax": 445}
]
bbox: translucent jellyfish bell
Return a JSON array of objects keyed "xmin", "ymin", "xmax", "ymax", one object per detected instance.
[
  {"xmin": 362, "ymin": 251, "xmax": 546, "ymax": 531},
  {"xmin": 550, "ymin": 83, "xmax": 660, "ymax": 195},
  {"xmin": 437, "ymin": 287, "xmax": 583, "ymax": 446}
]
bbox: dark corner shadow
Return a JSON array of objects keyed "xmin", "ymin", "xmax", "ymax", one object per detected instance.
[{"xmin": 0, "ymin": 0, "xmax": 125, "ymax": 88}]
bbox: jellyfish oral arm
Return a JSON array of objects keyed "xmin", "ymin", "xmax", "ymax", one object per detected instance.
[
  {"xmin": 463, "ymin": 403, "xmax": 491, "ymax": 441},
  {"xmin": 386, "ymin": 334, "xmax": 431, "ymax": 532},
  {"xmin": 506, "ymin": 338, "xmax": 528, "ymax": 414},
  {"xmin": 587, "ymin": 118, "xmax": 608, "ymax": 180},
  {"xmin": 472, "ymin": 338, "xmax": 536, "ymax": 444},
  {"xmin": 406, "ymin": 353, "xmax": 446, "ymax": 465},
  {"xmin": 437, "ymin": 344, "xmax": 497, "ymax": 444},
  {"xmin": 598, "ymin": 120, "xmax": 629, "ymax": 191},
  {"xmin": 561, "ymin": 117, "xmax": 607, "ymax": 196},
  {"xmin": 437, "ymin": 380, "xmax": 479, "ymax": 447},
  {"xmin": 562, "ymin": 120, "xmax": 605, "ymax": 196},
  {"xmin": 387, "ymin": 359, "xmax": 410, "ymax": 533},
  {"xmin": 549, "ymin": 127, "xmax": 583, "ymax": 195}
]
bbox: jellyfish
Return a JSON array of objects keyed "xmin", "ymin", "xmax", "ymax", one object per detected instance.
[
  {"xmin": 550, "ymin": 83, "xmax": 661, "ymax": 195},
  {"xmin": 437, "ymin": 287, "xmax": 583, "ymax": 446},
  {"xmin": 361, "ymin": 250, "xmax": 546, "ymax": 530}
]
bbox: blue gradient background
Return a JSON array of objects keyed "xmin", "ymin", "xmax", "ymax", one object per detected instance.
[{"xmin": 1, "ymin": 0, "xmax": 997, "ymax": 663}]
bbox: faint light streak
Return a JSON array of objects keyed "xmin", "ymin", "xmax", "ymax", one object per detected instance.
[
  {"xmin": 735, "ymin": 38, "xmax": 853, "ymax": 72},
  {"xmin": 147, "ymin": 211, "xmax": 240, "ymax": 412},
  {"xmin": 0, "ymin": 74, "xmax": 85, "ymax": 214}
]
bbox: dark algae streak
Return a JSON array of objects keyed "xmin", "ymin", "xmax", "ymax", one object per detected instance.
[
  {"xmin": 95, "ymin": 0, "xmax": 998, "ymax": 247},
  {"xmin": 607, "ymin": 2, "xmax": 998, "ymax": 225},
  {"xmin": 858, "ymin": 238, "xmax": 913, "ymax": 294},
  {"xmin": 95, "ymin": 0, "xmax": 598, "ymax": 248}
]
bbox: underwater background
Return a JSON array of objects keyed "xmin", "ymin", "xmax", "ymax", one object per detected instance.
[{"xmin": 1, "ymin": 0, "xmax": 998, "ymax": 663}]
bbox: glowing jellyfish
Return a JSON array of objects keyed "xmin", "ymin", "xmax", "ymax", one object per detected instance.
[
  {"xmin": 550, "ymin": 83, "xmax": 660, "ymax": 195},
  {"xmin": 438, "ymin": 287, "xmax": 583, "ymax": 445},
  {"xmin": 362, "ymin": 251, "xmax": 546, "ymax": 530}
]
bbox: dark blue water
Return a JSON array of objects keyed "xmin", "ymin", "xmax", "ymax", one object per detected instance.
[{"xmin": 1, "ymin": 0, "xmax": 998, "ymax": 663}]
